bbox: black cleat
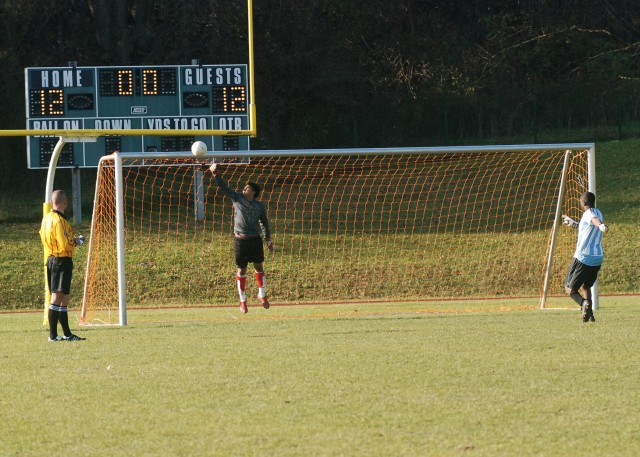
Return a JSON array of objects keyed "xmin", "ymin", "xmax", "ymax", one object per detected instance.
[
  {"xmin": 581, "ymin": 300, "xmax": 593, "ymax": 323},
  {"xmin": 62, "ymin": 334, "xmax": 86, "ymax": 341}
]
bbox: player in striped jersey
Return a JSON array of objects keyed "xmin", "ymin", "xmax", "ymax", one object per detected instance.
[
  {"xmin": 39, "ymin": 190, "xmax": 86, "ymax": 341},
  {"xmin": 562, "ymin": 191, "xmax": 607, "ymax": 322}
]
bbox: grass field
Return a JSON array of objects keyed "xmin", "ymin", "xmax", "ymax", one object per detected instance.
[
  {"xmin": 1, "ymin": 296, "xmax": 639, "ymax": 456},
  {"xmin": 0, "ymin": 139, "xmax": 638, "ymax": 455}
]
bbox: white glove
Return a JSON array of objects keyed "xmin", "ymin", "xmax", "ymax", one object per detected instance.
[
  {"xmin": 74, "ymin": 235, "xmax": 85, "ymax": 246},
  {"xmin": 562, "ymin": 215, "xmax": 578, "ymax": 228},
  {"xmin": 598, "ymin": 224, "xmax": 608, "ymax": 233}
]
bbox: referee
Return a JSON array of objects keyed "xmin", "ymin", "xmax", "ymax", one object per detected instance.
[
  {"xmin": 39, "ymin": 190, "xmax": 86, "ymax": 341},
  {"xmin": 210, "ymin": 162, "xmax": 274, "ymax": 314}
]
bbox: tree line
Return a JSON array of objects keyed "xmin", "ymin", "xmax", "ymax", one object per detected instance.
[{"xmin": 1, "ymin": 0, "xmax": 640, "ymax": 189}]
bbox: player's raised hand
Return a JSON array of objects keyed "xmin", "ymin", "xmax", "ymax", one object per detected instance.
[
  {"xmin": 562, "ymin": 215, "xmax": 578, "ymax": 228},
  {"xmin": 209, "ymin": 161, "xmax": 218, "ymax": 175}
]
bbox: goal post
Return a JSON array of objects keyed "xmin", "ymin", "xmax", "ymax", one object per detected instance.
[
  {"xmin": 81, "ymin": 144, "xmax": 595, "ymax": 325},
  {"xmin": 540, "ymin": 150, "xmax": 572, "ymax": 309},
  {"xmin": 2, "ymin": 0, "xmax": 259, "ymax": 325}
]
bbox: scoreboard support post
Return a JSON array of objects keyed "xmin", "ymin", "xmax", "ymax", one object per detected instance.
[
  {"xmin": 194, "ymin": 169, "xmax": 205, "ymax": 221},
  {"xmin": 72, "ymin": 167, "xmax": 82, "ymax": 224}
]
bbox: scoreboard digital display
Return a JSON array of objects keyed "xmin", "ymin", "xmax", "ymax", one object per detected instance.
[{"xmin": 25, "ymin": 64, "xmax": 250, "ymax": 168}]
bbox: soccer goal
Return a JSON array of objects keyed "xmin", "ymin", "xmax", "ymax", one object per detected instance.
[{"xmin": 81, "ymin": 144, "xmax": 595, "ymax": 325}]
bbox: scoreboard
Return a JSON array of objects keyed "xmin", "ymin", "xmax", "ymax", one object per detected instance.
[{"xmin": 25, "ymin": 64, "xmax": 250, "ymax": 168}]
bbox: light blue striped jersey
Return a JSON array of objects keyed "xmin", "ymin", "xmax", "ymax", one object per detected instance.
[{"xmin": 574, "ymin": 207, "xmax": 604, "ymax": 266}]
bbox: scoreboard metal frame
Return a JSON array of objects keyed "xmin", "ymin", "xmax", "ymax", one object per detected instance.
[{"xmin": 25, "ymin": 64, "xmax": 250, "ymax": 168}]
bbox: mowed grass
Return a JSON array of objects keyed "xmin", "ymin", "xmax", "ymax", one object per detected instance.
[
  {"xmin": 1, "ymin": 296, "xmax": 639, "ymax": 457},
  {"xmin": 0, "ymin": 139, "xmax": 638, "ymax": 455}
]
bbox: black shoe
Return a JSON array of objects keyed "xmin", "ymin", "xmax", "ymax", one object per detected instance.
[
  {"xmin": 62, "ymin": 334, "xmax": 86, "ymax": 341},
  {"xmin": 581, "ymin": 301, "xmax": 591, "ymax": 323}
]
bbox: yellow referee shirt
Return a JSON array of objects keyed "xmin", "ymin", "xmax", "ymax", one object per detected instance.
[{"xmin": 40, "ymin": 210, "xmax": 75, "ymax": 259}]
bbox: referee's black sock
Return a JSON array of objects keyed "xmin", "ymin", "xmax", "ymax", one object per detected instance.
[
  {"xmin": 58, "ymin": 306, "xmax": 72, "ymax": 337},
  {"xmin": 48, "ymin": 305, "xmax": 60, "ymax": 339}
]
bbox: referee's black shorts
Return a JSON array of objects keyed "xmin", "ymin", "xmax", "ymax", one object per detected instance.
[
  {"xmin": 47, "ymin": 256, "xmax": 73, "ymax": 294},
  {"xmin": 234, "ymin": 236, "xmax": 264, "ymax": 269},
  {"xmin": 565, "ymin": 257, "xmax": 600, "ymax": 292}
]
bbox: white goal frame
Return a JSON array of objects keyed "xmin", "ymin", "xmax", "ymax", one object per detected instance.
[{"xmin": 83, "ymin": 143, "xmax": 597, "ymax": 326}]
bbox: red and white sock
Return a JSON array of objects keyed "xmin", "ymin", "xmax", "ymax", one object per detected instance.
[
  {"xmin": 236, "ymin": 275, "xmax": 247, "ymax": 302},
  {"xmin": 255, "ymin": 272, "xmax": 267, "ymax": 298}
]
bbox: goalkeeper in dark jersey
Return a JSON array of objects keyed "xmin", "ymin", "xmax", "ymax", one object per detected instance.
[{"xmin": 210, "ymin": 162, "xmax": 274, "ymax": 314}]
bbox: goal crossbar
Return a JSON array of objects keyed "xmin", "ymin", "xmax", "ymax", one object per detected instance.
[{"xmin": 110, "ymin": 143, "xmax": 596, "ymax": 160}]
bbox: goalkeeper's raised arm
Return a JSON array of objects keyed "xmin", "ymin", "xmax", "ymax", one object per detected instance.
[{"xmin": 209, "ymin": 161, "xmax": 273, "ymax": 314}]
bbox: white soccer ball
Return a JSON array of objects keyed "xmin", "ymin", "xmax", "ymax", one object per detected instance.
[{"xmin": 191, "ymin": 141, "xmax": 207, "ymax": 159}]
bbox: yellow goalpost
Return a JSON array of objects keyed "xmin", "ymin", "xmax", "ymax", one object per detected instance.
[
  {"xmin": 1, "ymin": 0, "xmax": 257, "ymax": 140},
  {"xmin": 0, "ymin": 0, "xmax": 257, "ymax": 324}
]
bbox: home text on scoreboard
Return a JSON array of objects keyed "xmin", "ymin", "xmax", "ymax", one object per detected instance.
[{"xmin": 25, "ymin": 64, "xmax": 250, "ymax": 168}]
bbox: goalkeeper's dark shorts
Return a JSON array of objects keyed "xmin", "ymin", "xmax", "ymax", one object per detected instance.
[
  {"xmin": 234, "ymin": 236, "xmax": 264, "ymax": 269},
  {"xmin": 46, "ymin": 256, "xmax": 74, "ymax": 294},
  {"xmin": 565, "ymin": 257, "xmax": 600, "ymax": 292}
]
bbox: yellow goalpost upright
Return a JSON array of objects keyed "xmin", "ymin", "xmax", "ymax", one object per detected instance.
[{"xmin": 0, "ymin": 0, "xmax": 257, "ymax": 324}]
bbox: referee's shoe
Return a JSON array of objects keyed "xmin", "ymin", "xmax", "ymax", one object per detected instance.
[{"xmin": 62, "ymin": 334, "xmax": 86, "ymax": 341}]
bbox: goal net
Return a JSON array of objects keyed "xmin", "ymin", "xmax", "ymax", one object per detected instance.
[{"xmin": 81, "ymin": 145, "xmax": 593, "ymax": 325}]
